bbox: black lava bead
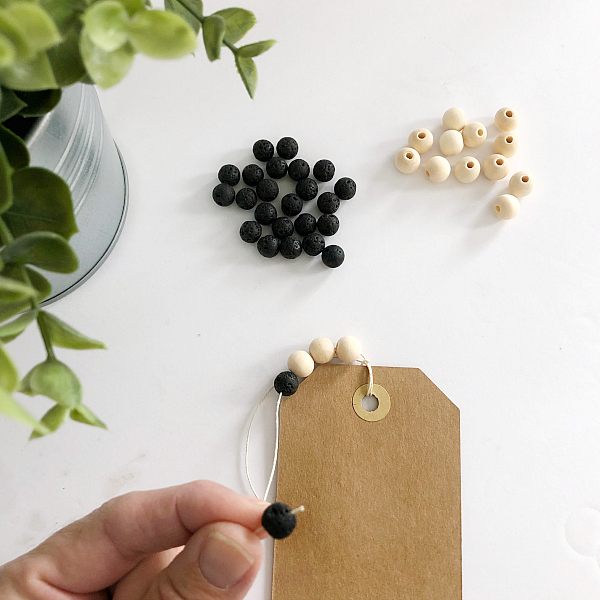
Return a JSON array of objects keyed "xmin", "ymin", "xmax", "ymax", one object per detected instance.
[
  {"xmin": 218, "ymin": 164, "xmax": 240, "ymax": 186},
  {"xmin": 316, "ymin": 192, "xmax": 340, "ymax": 214},
  {"xmin": 317, "ymin": 214, "xmax": 339, "ymax": 236},
  {"xmin": 322, "ymin": 244, "xmax": 345, "ymax": 268},
  {"xmin": 212, "ymin": 183, "xmax": 235, "ymax": 206},
  {"xmin": 239, "ymin": 220, "xmax": 262, "ymax": 243},
  {"xmin": 235, "ymin": 187, "xmax": 258, "ymax": 210},
  {"xmin": 252, "ymin": 139, "xmax": 274, "ymax": 162},
  {"xmin": 280, "ymin": 236, "xmax": 302, "ymax": 259},
  {"xmin": 334, "ymin": 177, "xmax": 356, "ymax": 200},
  {"xmin": 294, "ymin": 213, "xmax": 317, "ymax": 236},
  {"xmin": 296, "ymin": 178, "xmax": 319, "ymax": 201},
  {"xmin": 272, "ymin": 217, "xmax": 294, "ymax": 239},
  {"xmin": 266, "ymin": 157, "xmax": 288, "ymax": 179},
  {"xmin": 274, "ymin": 371, "xmax": 299, "ymax": 396},
  {"xmin": 281, "ymin": 193, "xmax": 303, "ymax": 217},
  {"xmin": 276, "ymin": 137, "xmax": 298, "ymax": 160},
  {"xmin": 242, "ymin": 164, "xmax": 264, "ymax": 186},
  {"xmin": 256, "ymin": 178, "xmax": 279, "ymax": 202},
  {"xmin": 288, "ymin": 159, "xmax": 310, "ymax": 181},
  {"xmin": 254, "ymin": 202, "xmax": 278, "ymax": 225},
  {"xmin": 313, "ymin": 159, "xmax": 335, "ymax": 182},
  {"xmin": 302, "ymin": 232, "xmax": 325, "ymax": 256},
  {"xmin": 261, "ymin": 502, "xmax": 297, "ymax": 539},
  {"xmin": 257, "ymin": 235, "xmax": 280, "ymax": 258}
]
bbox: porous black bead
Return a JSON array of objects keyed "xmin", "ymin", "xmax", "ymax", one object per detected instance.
[
  {"xmin": 239, "ymin": 221, "xmax": 262, "ymax": 243},
  {"xmin": 322, "ymin": 244, "xmax": 345, "ymax": 268},
  {"xmin": 294, "ymin": 213, "xmax": 317, "ymax": 236},
  {"xmin": 313, "ymin": 159, "xmax": 335, "ymax": 182},
  {"xmin": 334, "ymin": 177, "xmax": 356, "ymax": 200},
  {"xmin": 212, "ymin": 183, "xmax": 235, "ymax": 206},
  {"xmin": 272, "ymin": 217, "xmax": 294, "ymax": 239},
  {"xmin": 257, "ymin": 235, "xmax": 280, "ymax": 258},
  {"xmin": 218, "ymin": 164, "xmax": 240, "ymax": 186},
  {"xmin": 254, "ymin": 202, "xmax": 278, "ymax": 225},
  {"xmin": 281, "ymin": 193, "xmax": 303, "ymax": 217},
  {"xmin": 302, "ymin": 232, "xmax": 325, "ymax": 256},
  {"xmin": 266, "ymin": 157, "xmax": 288, "ymax": 179},
  {"xmin": 261, "ymin": 502, "xmax": 297, "ymax": 539},
  {"xmin": 296, "ymin": 178, "xmax": 319, "ymax": 201},
  {"xmin": 280, "ymin": 236, "xmax": 302, "ymax": 259},
  {"xmin": 235, "ymin": 187, "xmax": 258, "ymax": 210},
  {"xmin": 317, "ymin": 192, "xmax": 340, "ymax": 214},
  {"xmin": 242, "ymin": 164, "xmax": 264, "ymax": 186},
  {"xmin": 252, "ymin": 139, "xmax": 274, "ymax": 162},
  {"xmin": 256, "ymin": 178, "xmax": 279, "ymax": 202},
  {"xmin": 288, "ymin": 159, "xmax": 310, "ymax": 181},
  {"xmin": 317, "ymin": 214, "xmax": 339, "ymax": 236},
  {"xmin": 276, "ymin": 137, "xmax": 298, "ymax": 160},
  {"xmin": 274, "ymin": 371, "xmax": 299, "ymax": 396}
]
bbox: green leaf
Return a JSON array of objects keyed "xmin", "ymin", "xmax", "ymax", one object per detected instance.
[
  {"xmin": 0, "ymin": 307, "xmax": 36, "ymax": 342},
  {"xmin": 127, "ymin": 9, "xmax": 196, "ymax": 59},
  {"xmin": 0, "ymin": 387, "xmax": 50, "ymax": 434},
  {"xmin": 0, "ymin": 86, "xmax": 26, "ymax": 122},
  {"xmin": 20, "ymin": 358, "xmax": 82, "ymax": 407},
  {"xmin": 235, "ymin": 53, "xmax": 256, "ymax": 98},
  {"xmin": 0, "ymin": 51, "xmax": 58, "ymax": 91},
  {"xmin": 40, "ymin": 311, "xmax": 106, "ymax": 350},
  {"xmin": 0, "ymin": 124, "xmax": 29, "ymax": 169},
  {"xmin": 201, "ymin": 14, "xmax": 224, "ymax": 61},
  {"xmin": 164, "ymin": 0, "xmax": 202, "ymax": 34},
  {"xmin": 212, "ymin": 7, "xmax": 255, "ymax": 44},
  {"xmin": 14, "ymin": 89, "xmax": 61, "ymax": 117},
  {"xmin": 0, "ymin": 141, "xmax": 12, "ymax": 213},
  {"xmin": 0, "ymin": 33, "xmax": 15, "ymax": 67},
  {"xmin": 0, "ymin": 273, "xmax": 36, "ymax": 302},
  {"xmin": 47, "ymin": 25, "xmax": 86, "ymax": 86},
  {"xmin": 82, "ymin": 0, "xmax": 129, "ymax": 52},
  {"xmin": 5, "ymin": 3, "xmax": 61, "ymax": 54},
  {"xmin": 71, "ymin": 403, "xmax": 106, "ymax": 429},
  {"xmin": 0, "ymin": 266, "xmax": 50, "ymax": 323},
  {"xmin": 26, "ymin": 266, "xmax": 51, "ymax": 299},
  {"xmin": 117, "ymin": 0, "xmax": 146, "ymax": 16},
  {"xmin": 237, "ymin": 39, "xmax": 275, "ymax": 58},
  {"xmin": 39, "ymin": 0, "xmax": 84, "ymax": 34},
  {"xmin": 0, "ymin": 8, "xmax": 34, "ymax": 61},
  {"xmin": 0, "ymin": 339, "xmax": 17, "ymax": 391},
  {"xmin": 79, "ymin": 29, "xmax": 134, "ymax": 88},
  {"xmin": 4, "ymin": 167, "xmax": 77, "ymax": 239},
  {"xmin": 0, "ymin": 231, "xmax": 78, "ymax": 273},
  {"xmin": 30, "ymin": 403, "xmax": 68, "ymax": 439}
]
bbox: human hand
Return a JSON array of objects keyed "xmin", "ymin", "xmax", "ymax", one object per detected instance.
[{"xmin": 0, "ymin": 480, "xmax": 269, "ymax": 600}]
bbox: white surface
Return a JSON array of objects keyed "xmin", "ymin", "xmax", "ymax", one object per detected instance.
[{"xmin": 1, "ymin": 0, "xmax": 600, "ymax": 597}]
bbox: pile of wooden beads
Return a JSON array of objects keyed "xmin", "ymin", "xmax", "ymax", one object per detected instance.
[{"xmin": 395, "ymin": 107, "xmax": 536, "ymax": 220}]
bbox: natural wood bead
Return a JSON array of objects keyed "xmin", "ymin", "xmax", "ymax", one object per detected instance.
[
  {"xmin": 407, "ymin": 128, "xmax": 433, "ymax": 154},
  {"xmin": 442, "ymin": 107, "xmax": 466, "ymax": 131},
  {"xmin": 335, "ymin": 336, "xmax": 362, "ymax": 364},
  {"xmin": 509, "ymin": 171, "xmax": 535, "ymax": 197},
  {"xmin": 493, "ymin": 194, "xmax": 520, "ymax": 219},
  {"xmin": 493, "ymin": 133, "xmax": 518, "ymax": 157},
  {"xmin": 288, "ymin": 350, "xmax": 315, "ymax": 378},
  {"xmin": 309, "ymin": 337, "xmax": 335, "ymax": 364},
  {"xmin": 462, "ymin": 122, "xmax": 487, "ymax": 147},
  {"xmin": 483, "ymin": 154, "xmax": 509, "ymax": 180},
  {"xmin": 495, "ymin": 107, "xmax": 519, "ymax": 132},
  {"xmin": 425, "ymin": 156, "xmax": 451, "ymax": 183},
  {"xmin": 439, "ymin": 130, "xmax": 463, "ymax": 156},
  {"xmin": 394, "ymin": 147, "xmax": 420, "ymax": 174},
  {"xmin": 454, "ymin": 156, "xmax": 480, "ymax": 183}
]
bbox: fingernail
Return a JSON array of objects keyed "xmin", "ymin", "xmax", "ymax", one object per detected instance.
[{"xmin": 199, "ymin": 531, "xmax": 255, "ymax": 589}]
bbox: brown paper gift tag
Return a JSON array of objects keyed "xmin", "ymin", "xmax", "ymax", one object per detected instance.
[{"xmin": 274, "ymin": 364, "xmax": 461, "ymax": 600}]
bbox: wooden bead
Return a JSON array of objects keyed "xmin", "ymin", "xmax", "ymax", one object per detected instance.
[
  {"xmin": 493, "ymin": 133, "xmax": 518, "ymax": 157},
  {"xmin": 454, "ymin": 157, "xmax": 480, "ymax": 183},
  {"xmin": 509, "ymin": 171, "xmax": 535, "ymax": 197},
  {"xmin": 483, "ymin": 154, "xmax": 510, "ymax": 180},
  {"xmin": 442, "ymin": 107, "xmax": 466, "ymax": 131},
  {"xmin": 336, "ymin": 336, "xmax": 362, "ymax": 363},
  {"xmin": 495, "ymin": 107, "xmax": 519, "ymax": 132},
  {"xmin": 288, "ymin": 350, "xmax": 315, "ymax": 378},
  {"xmin": 493, "ymin": 194, "xmax": 520, "ymax": 219},
  {"xmin": 309, "ymin": 337, "xmax": 335, "ymax": 364},
  {"xmin": 407, "ymin": 128, "xmax": 433, "ymax": 154},
  {"xmin": 439, "ymin": 130, "xmax": 463, "ymax": 156},
  {"xmin": 425, "ymin": 156, "xmax": 451, "ymax": 183},
  {"xmin": 462, "ymin": 122, "xmax": 487, "ymax": 147},
  {"xmin": 394, "ymin": 147, "xmax": 420, "ymax": 174}
]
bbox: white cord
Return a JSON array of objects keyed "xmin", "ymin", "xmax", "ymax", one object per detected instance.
[{"xmin": 360, "ymin": 354, "xmax": 374, "ymax": 396}]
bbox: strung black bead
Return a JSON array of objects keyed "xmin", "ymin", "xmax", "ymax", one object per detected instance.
[
  {"xmin": 235, "ymin": 187, "xmax": 257, "ymax": 210},
  {"xmin": 256, "ymin": 178, "xmax": 279, "ymax": 202},
  {"xmin": 322, "ymin": 244, "xmax": 345, "ymax": 268},
  {"xmin": 280, "ymin": 236, "xmax": 302, "ymax": 259},
  {"xmin": 252, "ymin": 139, "xmax": 274, "ymax": 162},
  {"xmin": 317, "ymin": 192, "xmax": 340, "ymax": 214},
  {"xmin": 302, "ymin": 232, "xmax": 325, "ymax": 256},
  {"xmin": 254, "ymin": 202, "xmax": 278, "ymax": 225},
  {"xmin": 218, "ymin": 164, "xmax": 240, "ymax": 186},
  {"xmin": 212, "ymin": 183, "xmax": 235, "ymax": 206},
  {"xmin": 317, "ymin": 214, "xmax": 339, "ymax": 236},
  {"xmin": 276, "ymin": 137, "xmax": 298, "ymax": 160},
  {"xmin": 266, "ymin": 157, "xmax": 288, "ymax": 179},
  {"xmin": 281, "ymin": 193, "xmax": 303, "ymax": 217},
  {"xmin": 313, "ymin": 159, "xmax": 335, "ymax": 182},
  {"xmin": 242, "ymin": 164, "xmax": 264, "ymax": 186},
  {"xmin": 272, "ymin": 217, "xmax": 294, "ymax": 239},
  {"xmin": 257, "ymin": 235, "xmax": 280, "ymax": 258},
  {"xmin": 294, "ymin": 213, "xmax": 317, "ymax": 236},
  {"xmin": 334, "ymin": 177, "xmax": 356, "ymax": 200},
  {"xmin": 274, "ymin": 371, "xmax": 299, "ymax": 396},
  {"xmin": 239, "ymin": 221, "xmax": 262, "ymax": 243},
  {"xmin": 288, "ymin": 159, "xmax": 310, "ymax": 181},
  {"xmin": 262, "ymin": 502, "xmax": 297, "ymax": 539},
  {"xmin": 296, "ymin": 178, "xmax": 319, "ymax": 201}
]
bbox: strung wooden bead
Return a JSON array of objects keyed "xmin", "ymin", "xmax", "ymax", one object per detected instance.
[
  {"xmin": 495, "ymin": 107, "xmax": 519, "ymax": 132},
  {"xmin": 287, "ymin": 350, "xmax": 315, "ymax": 378},
  {"xmin": 442, "ymin": 107, "xmax": 466, "ymax": 131},
  {"xmin": 407, "ymin": 128, "xmax": 433, "ymax": 154},
  {"xmin": 394, "ymin": 147, "xmax": 420, "ymax": 174},
  {"xmin": 493, "ymin": 133, "xmax": 518, "ymax": 158},
  {"xmin": 462, "ymin": 122, "xmax": 487, "ymax": 148},
  {"xmin": 454, "ymin": 157, "xmax": 480, "ymax": 183},
  {"xmin": 425, "ymin": 156, "xmax": 451, "ymax": 183},
  {"xmin": 336, "ymin": 335, "xmax": 362, "ymax": 364},
  {"xmin": 483, "ymin": 154, "xmax": 510, "ymax": 180},
  {"xmin": 509, "ymin": 171, "xmax": 535, "ymax": 197},
  {"xmin": 439, "ymin": 130, "xmax": 463, "ymax": 156},
  {"xmin": 309, "ymin": 337, "xmax": 335, "ymax": 364},
  {"xmin": 493, "ymin": 194, "xmax": 520, "ymax": 220}
]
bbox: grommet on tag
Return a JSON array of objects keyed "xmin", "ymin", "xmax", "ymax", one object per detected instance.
[{"xmin": 352, "ymin": 383, "xmax": 391, "ymax": 422}]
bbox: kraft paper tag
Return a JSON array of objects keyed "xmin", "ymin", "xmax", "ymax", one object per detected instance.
[{"xmin": 274, "ymin": 364, "xmax": 461, "ymax": 600}]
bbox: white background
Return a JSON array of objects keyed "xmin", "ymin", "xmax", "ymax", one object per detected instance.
[{"xmin": 2, "ymin": 0, "xmax": 600, "ymax": 597}]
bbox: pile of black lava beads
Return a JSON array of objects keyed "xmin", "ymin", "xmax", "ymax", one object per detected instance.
[{"xmin": 212, "ymin": 137, "xmax": 356, "ymax": 269}]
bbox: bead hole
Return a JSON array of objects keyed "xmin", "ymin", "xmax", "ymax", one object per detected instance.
[
  {"xmin": 418, "ymin": 132, "xmax": 426, "ymax": 139},
  {"xmin": 522, "ymin": 175, "xmax": 529, "ymax": 182},
  {"xmin": 425, "ymin": 170, "xmax": 430, "ymax": 177},
  {"xmin": 506, "ymin": 110, "xmax": 513, "ymax": 117},
  {"xmin": 495, "ymin": 205, "xmax": 501, "ymax": 212},
  {"xmin": 506, "ymin": 136, "xmax": 513, "ymax": 143},
  {"xmin": 406, "ymin": 152, "xmax": 413, "ymax": 159},
  {"xmin": 361, "ymin": 395, "xmax": 379, "ymax": 412},
  {"xmin": 466, "ymin": 161, "xmax": 474, "ymax": 168},
  {"xmin": 496, "ymin": 158, "xmax": 504, "ymax": 165},
  {"xmin": 477, "ymin": 129, "xmax": 483, "ymax": 136}
]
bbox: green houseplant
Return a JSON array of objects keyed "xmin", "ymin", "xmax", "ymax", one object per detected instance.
[{"xmin": 0, "ymin": 0, "xmax": 274, "ymax": 438}]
